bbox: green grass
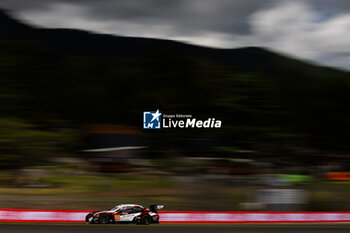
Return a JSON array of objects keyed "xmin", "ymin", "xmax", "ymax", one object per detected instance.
[
  {"xmin": 0, "ymin": 174, "xmax": 173, "ymax": 196},
  {"xmin": 1, "ymin": 171, "xmax": 350, "ymax": 211}
]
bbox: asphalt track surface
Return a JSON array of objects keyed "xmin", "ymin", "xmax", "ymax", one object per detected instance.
[{"xmin": 1, "ymin": 224, "xmax": 350, "ymax": 233}]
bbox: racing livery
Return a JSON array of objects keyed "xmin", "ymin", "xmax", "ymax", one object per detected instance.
[{"xmin": 85, "ymin": 204, "xmax": 163, "ymax": 225}]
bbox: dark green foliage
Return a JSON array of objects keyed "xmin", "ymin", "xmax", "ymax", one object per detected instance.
[{"xmin": 0, "ymin": 9, "xmax": 350, "ymax": 164}]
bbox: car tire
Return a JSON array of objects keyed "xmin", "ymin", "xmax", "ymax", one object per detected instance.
[
  {"xmin": 140, "ymin": 214, "xmax": 152, "ymax": 225},
  {"xmin": 98, "ymin": 214, "xmax": 109, "ymax": 224}
]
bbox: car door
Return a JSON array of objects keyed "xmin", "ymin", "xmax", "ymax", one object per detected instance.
[{"xmin": 119, "ymin": 206, "xmax": 138, "ymax": 222}]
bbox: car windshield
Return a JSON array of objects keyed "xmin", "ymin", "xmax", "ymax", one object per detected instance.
[{"xmin": 109, "ymin": 206, "xmax": 121, "ymax": 211}]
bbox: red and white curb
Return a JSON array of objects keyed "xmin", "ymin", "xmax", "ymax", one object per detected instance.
[
  {"xmin": 0, "ymin": 209, "xmax": 349, "ymax": 223},
  {"xmin": 160, "ymin": 211, "xmax": 350, "ymax": 223}
]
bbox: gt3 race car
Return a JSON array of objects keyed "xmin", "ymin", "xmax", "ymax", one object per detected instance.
[{"xmin": 85, "ymin": 204, "xmax": 163, "ymax": 225}]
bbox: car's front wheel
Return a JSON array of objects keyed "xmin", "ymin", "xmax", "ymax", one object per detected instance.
[
  {"xmin": 98, "ymin": 214, "xmax": 109, "ymax": 224},
  {"xmin": 85, "ymin": 214, "xmax": 94, "ymax": 224}
]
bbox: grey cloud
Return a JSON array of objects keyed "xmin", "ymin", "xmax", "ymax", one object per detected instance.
[
  {"xmin": 2, "ymin": 0, "xmax": 350, "ymax": 34},
  {"xmin": 0, "ymin": 0, "xmax": 350, "ymax": 70},
  {"xmin": 0, "ymin": 0, "xmax": 272, "ymax": 34}
]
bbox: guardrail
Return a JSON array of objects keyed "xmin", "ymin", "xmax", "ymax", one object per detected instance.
[{"xmin": 0, "ymin": 209, "xmax": 349, "ymax": 223}]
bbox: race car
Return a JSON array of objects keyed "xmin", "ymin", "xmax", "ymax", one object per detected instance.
[{"xmin": 85, "ymin": 204, "xmax": 163, "ymax": 225}]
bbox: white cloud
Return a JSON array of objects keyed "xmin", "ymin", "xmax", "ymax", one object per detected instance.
[
  {"xmin": 174, "ymin": 1, "xmax": 350, "ymax": 71},
  {"xmin": 247, "ymin": 1, "xmax": 350, "ymax": 68}
]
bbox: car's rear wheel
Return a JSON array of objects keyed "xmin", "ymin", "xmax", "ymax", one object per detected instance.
[
  {"xmin": 98, "ymin": 214, "xmax": 109, "ymax": 224},
  {"xmin": 141, "ymin": 215, "xmax": 152, "ymax": 225}
]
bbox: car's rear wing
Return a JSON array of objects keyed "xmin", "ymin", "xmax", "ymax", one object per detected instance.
[{"xmin": 149, "ymin": 205, "xmax": 164, "ymax": 212}]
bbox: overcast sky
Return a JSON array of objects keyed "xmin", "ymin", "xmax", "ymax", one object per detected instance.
[{"xmin": 1, "ymin": 0, "xmax": 350, "ymax": 70}]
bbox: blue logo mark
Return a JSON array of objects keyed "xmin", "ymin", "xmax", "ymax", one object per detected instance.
[{"xmin": 143, "ymin": 110, "xmax": 162, "ymax": 129}]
